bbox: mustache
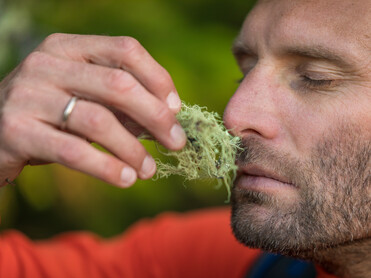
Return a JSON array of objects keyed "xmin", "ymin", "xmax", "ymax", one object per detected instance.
[
  {"xmin": 236, "ymin": 137, "xmax": 309, "ymax": 187},
  {"xmin": 236, "ymin": 137, "xmax": 286, "ymax": 165}
]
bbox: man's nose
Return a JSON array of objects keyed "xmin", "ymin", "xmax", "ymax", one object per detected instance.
[{"xmin": 223, "ymin": 66, "xmax": 281, "ymax": 140}]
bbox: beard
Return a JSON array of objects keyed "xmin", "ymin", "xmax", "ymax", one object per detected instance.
[{"xmin": 231, "ymin": 122, "xmax": 371, "ymax": 258}]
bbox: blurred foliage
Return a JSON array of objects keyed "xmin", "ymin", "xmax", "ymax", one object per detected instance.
[{"xmin": 0, "ymin": 0, "xmax": 257, "ymax": 239}]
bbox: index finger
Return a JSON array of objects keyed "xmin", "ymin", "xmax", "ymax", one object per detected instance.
[{"xmin": 37, "ymin": 33, "xmax": 181, "ymax": 112}]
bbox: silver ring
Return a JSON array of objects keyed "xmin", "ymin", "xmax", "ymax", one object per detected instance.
[{"xmin": 61, "ymin": 96, "xmax": 79, "ymax": 130}]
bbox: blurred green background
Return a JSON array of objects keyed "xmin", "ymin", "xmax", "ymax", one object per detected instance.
[{"xmin": 0, "ymin": 0, "xmax": 256, "ymax": 239}]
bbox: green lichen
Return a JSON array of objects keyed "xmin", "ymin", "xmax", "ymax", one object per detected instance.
[{"xmin": 155, "ymin": 103, "xmax": 241, "ymax": 202}]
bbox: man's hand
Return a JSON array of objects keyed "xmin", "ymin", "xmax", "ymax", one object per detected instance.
[{"xmin": 0, "ymin": 33, "xmax": 186, "ymax": 188}]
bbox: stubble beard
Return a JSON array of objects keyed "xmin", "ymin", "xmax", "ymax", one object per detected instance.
[{"xmin": 231, "ymin": 123, "xmax": 370, "ymax": 259}]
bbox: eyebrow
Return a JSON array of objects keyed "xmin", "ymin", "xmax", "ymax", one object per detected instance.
[
  {"xmin": 232, "ymin": 37, "xmax": 254, "ymax": 57},
  {"xmin": 232, "ymin": 37, "xmax": 352, "ymax": 68},
  {"xmin": 283, "ymin": 45, "xmax": 352, "ymax": 68}
]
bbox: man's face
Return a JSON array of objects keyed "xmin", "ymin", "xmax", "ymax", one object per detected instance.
[{"xmin": 224, "ymin": 0, "xmax": 371, "ymax": 256}]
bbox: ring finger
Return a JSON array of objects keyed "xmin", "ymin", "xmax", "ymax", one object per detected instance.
[{"xmin": 24, "ymin": 87, "xmax": 157, "ymax": 180}]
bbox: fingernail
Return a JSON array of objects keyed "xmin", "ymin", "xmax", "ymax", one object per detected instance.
[
  {"xmin": 166, "ymin": 91, "xmax": 182, "ymax": 112},
  {"xmin": 140, "ymin": 155, "xmax": 156, "ymax": 178},
  {"xmin": 120, "ymin": 167, "xmax": 137, "ymax": 187},
  {"xmin": 170, "ymin": 124, "xmax": 186, "ymax": 148}
]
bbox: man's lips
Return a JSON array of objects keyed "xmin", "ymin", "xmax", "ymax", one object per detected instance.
[
  {"xmin": 238, "ymin": 165, "xmax": 292, "ymax": 184},
  {"xmin": 236, "ymin": 165, "xmax": 297, "ymax": 192}
]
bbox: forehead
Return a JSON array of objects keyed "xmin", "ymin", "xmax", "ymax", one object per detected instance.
[{"xmin": 240, "ymin": 0, "xmax": 371, "ymax": 58}]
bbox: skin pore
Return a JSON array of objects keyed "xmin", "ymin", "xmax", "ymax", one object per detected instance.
[{"xmin": 224, "ymin": 0, "xmax": 371, "ymax": 277}]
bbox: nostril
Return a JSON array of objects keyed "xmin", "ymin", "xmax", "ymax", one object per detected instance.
[{"xmin": 240, "ymin": 128, "xmax": 263, "ymax": 137}]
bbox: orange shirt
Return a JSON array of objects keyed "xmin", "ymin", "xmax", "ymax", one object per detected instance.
[{"xmin": 0, "ymin": 207, "xmax": 337, "ymax": 278}]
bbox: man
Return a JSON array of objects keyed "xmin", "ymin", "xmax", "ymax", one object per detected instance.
[
  {"xmin": 225, "ymin": 0, "xmax": 371, "ymax": 277},
  {"xmin": 0, "ymin": 0, "xmax": 369, "ymax": 277}
]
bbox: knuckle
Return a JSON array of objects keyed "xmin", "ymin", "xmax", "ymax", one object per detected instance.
[
  {"xmin": 84, "ymin": 105, "xmax": 112, "ymax": 133},
  {"xmin": 42, "ymin": 33, "xmax": 66, "ymax": 47},
  {"xmin": 116, "ymin": 36, "xmax": 145, "ymax": 66},
  {"xmin": 39, "ymin": 33, "xmax": 81, "ymax": 57},
  {"xmin": 40, "ymin": 33, "xmax": 78, "ymax": 51},
  {"xmin": 8, "ymin": 84, "xmax": 33, "ymax": 103},
  {"xmin": 125, "ymin": 144, "xmax": 146, "ymax": 166},
  {"xmin": 56, "ymin": 139, "xmax": 83, "ymax": 165},
  {"xmin": 116, "ymin": 36, "xmax": 141, "ymax": 54},
  {"xmin": 22, "ymin": 51, "xmax": 52, "ymax": 71},
  {"xmin": 155, "ymin": 69, "xmax": 173, "ymax": 91},
  {"xmin": 0, "ymin": 115, "xmax": 22, "ymax": 143},
  {"xmin": 0, "ymin": 115, "xmax": 30, "ymax": 157},
  {"xmin": 150, "ymin": 105, "xmax": 171, "ymax": 126},
  {"xmin": 100, "ymin": 157, "xmax": 120, "ymax": 181},
  {"xmin": 107, "ymin": 69, "xmax": 137, "ymax": 93}
]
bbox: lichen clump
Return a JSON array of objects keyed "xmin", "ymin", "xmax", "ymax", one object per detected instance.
[{"xmin": 156, "ymin": 103, "xmax": 241, "ymax": 202}]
